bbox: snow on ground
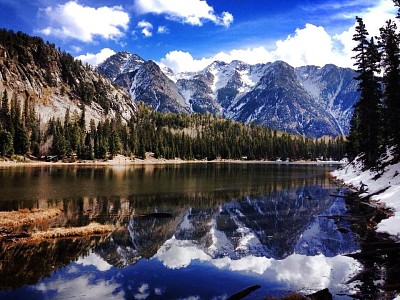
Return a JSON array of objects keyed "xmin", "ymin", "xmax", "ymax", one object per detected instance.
[{"xmin": 332, "ymin": 151, "xmax": 400, "ymax": 237}]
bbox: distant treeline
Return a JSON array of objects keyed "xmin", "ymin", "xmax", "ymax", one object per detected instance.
[{"xmin": 1, "ymin": 98, "xmax": 345, "ymax": 161}]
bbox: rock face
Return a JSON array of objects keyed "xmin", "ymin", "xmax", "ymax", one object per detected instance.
[
  {"xmin": 0, "ymin": 30, "xmax": 136, "ymax": 128},
  {"xmin": 99, "ymin": 52, "xmax": 359, "ymax": 137},
  {"xmin": 98, "ymin": 52, "xmax": 189, "ymax": 114},
  {"xmin": 295, "ymin": 64, "xmax": 359, "ymax": 136},
  {"xmin": 226, "ymin": 61, "xmax": 342, "ymax": 137}
]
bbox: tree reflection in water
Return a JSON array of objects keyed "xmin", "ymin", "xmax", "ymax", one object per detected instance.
[{"xmin": 0, "ymin": 164, "xmax": 361, "ymax": 298}]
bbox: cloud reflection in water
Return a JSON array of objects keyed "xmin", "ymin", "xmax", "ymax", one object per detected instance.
[
  {"xmin": 35, "ymin": 274, "xmax": 124, "ymax": 300},
  {"xmin": 154, "ymin": 236, "xmax": 361, "ymax": 293}
]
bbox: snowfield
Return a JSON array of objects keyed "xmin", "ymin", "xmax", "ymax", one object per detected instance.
[{"xmin": 332, "ymin": 151, "xmax": 400, "ymax": 237}]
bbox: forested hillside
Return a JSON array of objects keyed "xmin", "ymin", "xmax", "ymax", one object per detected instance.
[
  {"xmin": 46, "ymin": 104, "xmax": 346, "ymax": 161},
  {"xmin": 0, "ymin": 29, "xmax": 135, "ymax": 157},
  {"xmin": 0, "ymin": 29, "xmax": 345, "ymax": 161}
]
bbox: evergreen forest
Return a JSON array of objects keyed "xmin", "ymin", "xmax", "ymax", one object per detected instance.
[
  {"xmin": 347, "ymin": 1, "xmax": 400, "ymax": 168},
  {"xmin": 0, "ymin": 96, "xmax": 346, "ymax": 161}
]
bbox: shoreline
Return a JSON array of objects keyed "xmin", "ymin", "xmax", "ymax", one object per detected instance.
[
  {"xmin": 332, "ymin": 156, "xmax": 400, "ymax": 238},
  {"xmin": 0, "ymin": 154, "xmax": 346, "ymax": 167},
  {"xmin": 329, "ymin": 177, "xmax": 400, "ymax": 298}
]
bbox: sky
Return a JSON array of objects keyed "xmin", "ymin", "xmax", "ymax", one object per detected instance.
[{"xmin": 0, "ymin": 0, "xmax": 398, "ymax": 73}]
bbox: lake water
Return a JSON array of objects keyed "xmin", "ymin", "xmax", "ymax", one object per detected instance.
[{"xmin": 0, "ymin": 163, "xmax": 361, "ymax": 299}]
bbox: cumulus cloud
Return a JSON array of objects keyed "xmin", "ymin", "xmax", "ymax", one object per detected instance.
[
  {"xmin": 137, "ymin": 20, "xmax": 153, "ymax": 37},
  {"xmin": 70, "ymin": 45, "xmax": 83, "ymax": 53},
  {"xmin": 272, "ymin": 23, "xmax": 349, "ymax": 67},
  {"xmin": 76, "ymin": 48, "xmax": 116, "ymax": 66},
  {"xmin": 158, "ymin": 24, "xmax": 350, "ymax": 74},
  {"xmin": 134, "ymin": 0, "xmax": 233, "ymax": 27},
  {"xmin": 159, "ymin": 51, "xmax": 213, "ymax": 73},
  {"xmin": 157, "ymin": 26, "xmax": 169, "ymax": 34},
  {"xmin": 360, "ymin": 0, "xmax": 398, "ymax": 36},
  {"xmin": 159, "ymin": 0, "xmax": 399, "ymax": 74},
  {"xmin": 154, "ymin": 235, "xmax": 360, "ymax": 290},
  {"xmin": 219, "ymin": 12, "xmax": 234, "ymax": 28},
  {"xmin": 134, "ymin": 284, "xmax": 150, "ymax": 300},
  {"xmin": 35, "ymin": 275, "xmax": 124, "ymax": 300},
  {"xmin": 76, "ymin": 252, "xmax": 113, "ymax": 271},
  {"xmin": 39, "ymin": 1, "xmax": 129, "ymax": 42}
]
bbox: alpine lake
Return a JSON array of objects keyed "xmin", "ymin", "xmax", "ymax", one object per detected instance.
[{"xmin": 0, "ymin": 163, "xmax": 366, "ymax": 299}]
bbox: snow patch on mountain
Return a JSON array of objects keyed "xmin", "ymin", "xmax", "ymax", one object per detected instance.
[
  {"xmin": 295, "ymin": 65, "xmax": 358, "ymax": 135},
  {"xmin": 208, "ymin": 218, "xmax": 235, "ymax": 257}
]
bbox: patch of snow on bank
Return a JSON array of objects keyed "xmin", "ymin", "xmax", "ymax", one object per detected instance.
[{"xmin": 332, "ymin": 153, "xmax": 400, "ymax": 237}]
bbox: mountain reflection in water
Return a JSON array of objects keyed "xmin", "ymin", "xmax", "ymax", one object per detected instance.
[{"xmin": 0, "ymin": 164, "xmax": 361, "ymax": 299}]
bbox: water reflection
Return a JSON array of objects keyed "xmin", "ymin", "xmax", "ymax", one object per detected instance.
[
  {"xmin": 0, "ymin": 163, "xmax": 333, "ymax": 209},
  {"xmin": 0, "ymin": 164, "xmax": 360, "ymax": 299},
  {"xmin": 0, "ymin": 236, "xmax": 107, "ymax": 290}
]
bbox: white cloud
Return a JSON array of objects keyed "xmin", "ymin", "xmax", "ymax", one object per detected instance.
[
  {"xmin": 35, "ymin": 274, "xmax": 124, "ymax": 300},
  {"xmin": 137, "ymin": 20, "xmax": 153, "ymax": 37},
  {"xmin": 155, "ymin": 238, "xmax": 210, "ymax": 268},
  {"xmin": 75, "ymin": 252, "xmax": 113, "ymax": 272},
  {"xmin": 272, "ymin": 23, "xmax": 350, "ymax": 68},
  {"xmin": 157, "ymin": 26, "xmax": 169, "ymax": 34},
  {"xmin": 158, "ymin": 24, "xmax": 350, "ymax": 74},
  {"xmin": 159, "ymin": 0, "xmax": 399, "ymax": 74},
  {"xmin": 134, "ymin": 283, "xmax": 150, "ymax": 300},
  {"xmin": 76, "ymin": 48, "xmax": 116, "ymax": 66},
  {"xmin": 219, "ymin": 12, "xmax": 234, "ymax": 28},
  {"xmin": 70, "ymin": 45, "xmax": 83, "ymax": 53},
  {"xmin": 39, "ymin": 1, "xmax": 129, "ymax": 42},
  {"xmin": 159, "ymin": 51, "xmax": 213, "ymax": 73},
  {"xmin": 154, "ymin": 235, "xmax": 361, "ymax": 292},
  {"xmin": 134, "ymin": 0, "xmax": 233, "ymax": 27},
  {"xmin": 361, "ymin": 0, "xmax": 398, "ymax": 37},
  {"xmin": 333, "ymin": 0, "xmax": 399, "ymax": 67}
]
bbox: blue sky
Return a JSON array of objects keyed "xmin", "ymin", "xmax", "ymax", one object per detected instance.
[{"xmin": 0, "ymin": 0, "xmax": 398, "ymax": 73}]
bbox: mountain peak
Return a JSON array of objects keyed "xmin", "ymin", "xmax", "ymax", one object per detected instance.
[{"xmin": 98, "ymin": 50, "xmax": 359, "ymax": 137}]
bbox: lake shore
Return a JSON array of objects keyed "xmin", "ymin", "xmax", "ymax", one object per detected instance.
[
  {"xmin": 0, "ymin": 154, "xmax": 346, "ymax": 167},
  {"xmin": 331, "ymin": 152, "xmax": 400, "ymax": 298},
  {"xmin": 332, "ymin": 154, "xmax": 400, "ymax": 237}
]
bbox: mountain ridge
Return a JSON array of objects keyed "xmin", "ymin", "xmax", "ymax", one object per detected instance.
[{"xmin": 98, "ymin": 52, "xmax": 359, "ymax": 137}]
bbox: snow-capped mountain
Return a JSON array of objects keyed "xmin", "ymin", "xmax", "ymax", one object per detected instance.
[
  {"xmin": 98, "ymin": 52, "xmax": 190, "ymax": 114},
  {"xmin": 295, "ymin": 64, "xmax": 359, "ymax": 136},
  {"xmin": 98, "ymin": 52, "xmax": 359, "ymax": 137},
  {"xmin": 226, "ymin": 61, "xmax": 343, "ymax": 137}
]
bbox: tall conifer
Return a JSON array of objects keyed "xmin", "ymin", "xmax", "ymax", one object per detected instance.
[
  {"xmin": 378, "ymin": 20, "xmax": 400, "ymax": 151},
  {"xmin": 350, "ymin": 17, "xmax": 382, "ymax": 167}
]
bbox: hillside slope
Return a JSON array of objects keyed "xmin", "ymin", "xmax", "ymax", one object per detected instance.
[{"xmin": 0, "ymin": 30, "xmax": 136, "ymax": 128}]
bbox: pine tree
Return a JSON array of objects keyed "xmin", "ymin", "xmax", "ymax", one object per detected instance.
[
  {"xmin": 13, "ymin": 125, "xmax": 30, "ymax": 154},
  {"xmin": 0, "ymin": 90, "xmax": 9, "ymax": 131},
  {"xmin": 79, "ymin": 107, "xmax": 86, "ymax": 130},
  {"xmin": 0, "ymin": 130, "xmax": 13, "ymax": 156},
  {"xmin": 51, "ymin": 123, "xmax": 67, "ymax": 158},
  {"xmin": 350, "ymin": 17, "xmax": 382, "ymax": 167},
  {"xmin": 378, "ymin": 19, "xmax": 400, "ymax": 151}
]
